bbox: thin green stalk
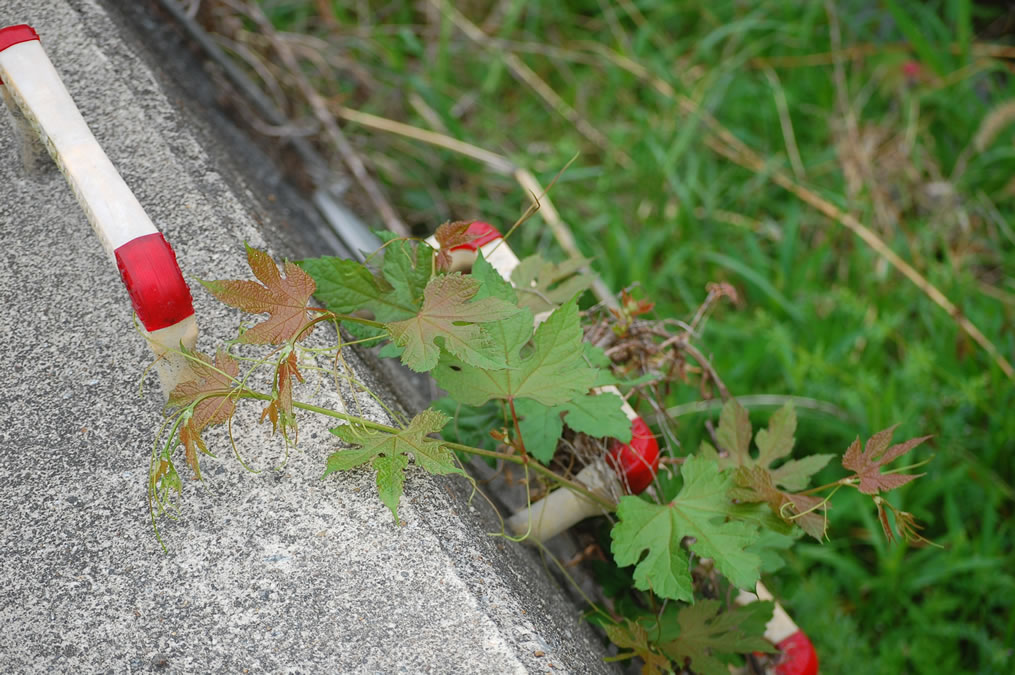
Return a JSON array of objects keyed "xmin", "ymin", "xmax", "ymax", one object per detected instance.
[
  {"xmin": 301, "ymin": 309, "xmax": 385, "ymax": 336},
  {"xmin": 443, "ymin": 440, "xmax": 617, "ymax": 511},
  {"xmin": 244, "ymin": 390, "xmax": 618, "ymax": 511}
]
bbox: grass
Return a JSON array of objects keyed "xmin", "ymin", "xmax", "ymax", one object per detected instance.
[{"xmin": 202, "ymin": 0, "xmax": 1015, "ymax": 671}]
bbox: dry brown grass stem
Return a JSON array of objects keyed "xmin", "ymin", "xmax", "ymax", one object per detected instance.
[
  {"xmin": 598, "ymin": 43, "xmax": 1014, "ymax": 379},
  {"xmin": 331, "ymin": 105, "xmax": 620, "ymax": 309},
  {"xmin": 977, "ymin": 281, "xmax": 1015, "ymax": 308},
  {"xmin": 727, "ymin": 141, "xmax": 1014, "ymax": 379},
  {"xmin": 750, "ymin": 41, "xmax": 1015, "ymax": 69},
  {"xmin": 432, "ymin": 0, "xmax": 633, "ymax": 169},
  {"xmin": 334, "ymin": 105, "xmax": 514, "ymax": 173},
  {"xmin": 226, "ymin": 0, "xmax": 409, "ymax": 236},
  {"xmin": 681, "ymin": 341, "xmax": 731, "ymax": 402}
]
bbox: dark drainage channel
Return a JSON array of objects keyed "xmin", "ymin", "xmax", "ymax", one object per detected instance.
[{"xmin": 113, "ymin": 0, "xmax": 382, "ymax": 263}]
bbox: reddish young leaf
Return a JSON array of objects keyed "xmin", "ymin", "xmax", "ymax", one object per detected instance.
[
  {"xmin": 842, "ymin": 425, "xmax": 932, "ymax": 494},
  {"xmin": 433, "ymin": 220, "xmax": 476, "ymax": 272},
  {"xmin": 201, "ymin": 244, "xmax": 317, "ymax": 345},
  {"xmin": 178, "ymin": 423, "xmax": 204, "ymax": 481},
  {"xmin": 169, "ymin": 350, "xmax": 240, "ymax": 428},
  {"xmin": 260, "ymin": 350, "xmax": 304, "ymax": 442},
  {"xmin": 716, "ymin": 399, "xmax": 753, "ymax": 462},
  {"xmin": 731, "ymin": 466, "xmax": 827, "ymax": 540},
  {"xmin": 168, "ymin": 350, "xmax": 240, "ymax": 479}
]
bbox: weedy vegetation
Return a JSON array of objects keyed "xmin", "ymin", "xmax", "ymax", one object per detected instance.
[
  {"xmin": 169, "ymin": 0, "xmax": 1014, "ymax": 672},
  {"xmin": 152, "ymin": 232, "xmax": 932, "ymax": 674}
]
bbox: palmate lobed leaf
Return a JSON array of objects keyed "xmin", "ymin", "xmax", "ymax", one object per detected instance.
[
  {"xmin": 510, "ymin": 253, "xmax": 594, "ymax": 313},
  {"xmin": 842, "ymin": 424, "xmax": 932, "ymax": 494},
  {"xmin": 704, "ymin": 402, "xmax": 832, "ymax": 538},
  {"xmin": 324, "ymin": 409, "xmax": 464, "ymax": 521},
  {"xmin": 433, "ymin": 295, "xmax": 598, "ymax": 407},
  {"xmin": 611, "ymin": 455, "xmax": 761, "ymax": 602},
  {"xmin": 706, "ymin": 401, "xmax": 834, "ymax": 492},
  {"xmin": 653, "ymin": 600, "xmax": 775, "ymax": 675},
  {"xmin": 603, "ymin": 620, "xmax": 671, "ymax": 675},
  {"xmin": 385, "ymin": 273, "xmax": 519, "ymax": 372},
  {"xmin": 515, "ymin": 392, "xmax": 633, "ymax": 464},
  {"xmin": 201, "ymin": 244, "xmax": 316, "ymax": 345},
  {"xmin": 300, "ymin": 238, "xmax": 431, "ymax": 322},
  {"xmin": 168, "ymin": 349, "xmax": 240, "ymax": 479}
]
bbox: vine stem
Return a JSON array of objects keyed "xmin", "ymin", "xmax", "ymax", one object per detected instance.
[
  {"xmin": 236, "ymin": 391, "xmax": 616, "ymax": 511},
  {"xmin": 303, "ymin": 309, "xmax": 385, "ymax": 331},
  {"xmin": 507, "ymin": 397, "xmax": 529, "ymax": 461},
  {"xmin": 443, "ymin": 440, "xmax": 617, "ymax": 512},
  {"xmin": 798, "ymin": 477, "xmax": 855, "ymax": 496}
]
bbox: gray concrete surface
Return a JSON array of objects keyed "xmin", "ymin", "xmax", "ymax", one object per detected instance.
[{"xmin": 0, "ymin": 1, "xmax": 614, "ymax": 672}]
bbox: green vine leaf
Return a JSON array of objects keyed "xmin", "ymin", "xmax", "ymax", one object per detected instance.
[
  {"xmin": 201, "ymin": 244, "xmax": 316, "ymax": 345},
  {"xmin": 515, "ymin": 392, "xmax": 633, "ymax": 464},
  {"xmin": 652, "ymin": 600, "xmax": 775, "ymax": 675},
  {"xmin": 433, "ymin": 295, "xmax": 598, "ymax": 407},
  {"xmin": 510, "ymin": 253, "xmax": 594, "ymax": 313},
  {"xmin": 603, "ymin": 620, "xmax": 671, "ymax": 675},
  {"xmin": 704, "ymin": 402, "xmax": 833, "ymax": 538},
  {"xmin": 514, "ymin": 398, "xmax": 566, "ymax": 465},
  {"xmin": 712, "ymin": 401, "xmax": 834, "ymax": 490},
  {"xmin": 324, "ymin": 409, "xmax": 464, "ymax": 521},
  {"xmin": 842, "ymin": 425, "xmax": 932, "ymax": 494},
  {"xmin": 611, "ymin": 456, "xmax": 761, "ymax": 602},
  {"xmin": 301, "ymin": 238, "xmax": 432, "ymax": 322},
  {"xmin": 386, "ymin": 273, "xmax": 519, "ymax": 372}
]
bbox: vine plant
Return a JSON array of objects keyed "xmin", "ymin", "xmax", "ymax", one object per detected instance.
[{"xmin": 149, "ymin": 224, "xmax": 934, "ymax": 674}]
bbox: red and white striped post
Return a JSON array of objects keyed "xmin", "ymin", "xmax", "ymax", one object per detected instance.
[
  {"xmin": 737, "ymin": 584, "xmax": 819, "ymax": 675},
  {"xmin": 429, "ymin": 221, "xmax": 818, "ymax": 673},
  {"xmin": 0, "ymin": 24, "xmax": 198, "ymax": 394}
]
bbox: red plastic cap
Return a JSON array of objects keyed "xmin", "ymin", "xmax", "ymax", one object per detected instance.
[
  {"xmin": 114, "ymin": 233, "xmax": 195, "ymax": 332},
  {"xmin": 607, "ymin": 417, "xmax": 660, "ymax": 494},
  {"xmin": 0, "ymin": 24, "xmax": 39, "ymax": 52},
  {"xmin": 0, "ymin": 24, "xmax": 40, "ymax": 84},
  {"xmin": 775, "ymin": 630, "xmax": 819, "ymax": 675},
  {"xmin": 450, "ymin": 221, "xmax": 502, "ymax": 251}
]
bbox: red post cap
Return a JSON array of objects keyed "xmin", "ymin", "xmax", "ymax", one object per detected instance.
[
  {"xmin": 114, "ymin": 233, "xmax": 195, "ymax": 332},
  {"xmin": 0, "ymin": 24, "xmax": 39, "ymax": 54},
  {"xmin": 450, "ymin": 221, "xmax": 502, "ymax": 251},
  {"xmin": 775, "ymin": 630, "xmax": 819, "ymax": 675},
  {"xmin": 0, "ymin": 24, "xmax": 40, "ymax": 84},
  {"xmin": 607, "ymin": 417, "xmax": 660, "ymax": 494}
]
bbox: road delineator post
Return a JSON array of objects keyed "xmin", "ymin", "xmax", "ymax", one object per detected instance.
[{"xmin": 0, "ymin": 24, "xmax": 198, "ymax": 395}]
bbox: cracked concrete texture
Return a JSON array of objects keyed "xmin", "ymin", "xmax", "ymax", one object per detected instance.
[{"xmin": 0, "ymin": 1, "xmax": 614, "ymax": 672}]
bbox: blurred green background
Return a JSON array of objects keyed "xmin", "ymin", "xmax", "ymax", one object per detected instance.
[{"xmin": 203, "ymin": 0, "xmax": 1014, "ymax": 671}]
